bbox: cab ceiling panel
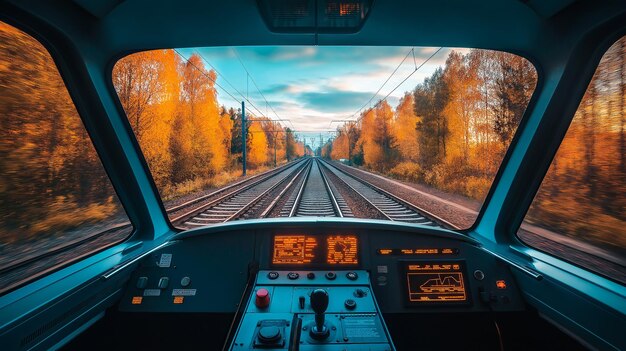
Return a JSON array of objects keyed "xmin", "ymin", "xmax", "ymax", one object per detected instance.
[{"xmin": 5, "ymin": 0, "xmax": 626, "ymax": 65}]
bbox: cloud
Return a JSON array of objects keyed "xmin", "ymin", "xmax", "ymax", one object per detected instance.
[
  {"xmin": 298, "ymin": 89, "xmax": 374, "ymax": 113},
  {"xmin": 240, "ymin": 46, "xmax": 318, "ymax": 62}
]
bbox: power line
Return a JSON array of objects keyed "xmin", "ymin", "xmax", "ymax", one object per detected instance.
[
  {"xmin": 233, "ymin": 49, "xmax": 292, "ymax": 128},
  {"xmin": 374, "ymin": 47, "xmax": 443, "ymax": 111},
  {"xmin": 174, "ymin": 49, "xmax": 288, "ymax": 127},
  {"xmin": 345, "ymin": 47, "xmax": 444, "ymax": 123},
  {"xmin": 173, "ymin": 49, "xmax": 241, "ymax": 104},
  {"xmin": 194, "ymin": 51, "xmax": 278, "ymax": 123},
  {"xmin": 352, "ymin": 48, "xmax": 415, "ymax": 118}
]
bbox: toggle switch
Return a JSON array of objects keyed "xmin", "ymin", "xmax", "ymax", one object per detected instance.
[
  {"xmin": 158, "ymin": 277, "xmax": 169, "ymax": 289},
  {"xmin": 299, "ymin": 296, "xmax": 306, "ymax": 309},
  {"xmin": 136, "ymin": 277, "xmax": 148, "ymax": 289}
]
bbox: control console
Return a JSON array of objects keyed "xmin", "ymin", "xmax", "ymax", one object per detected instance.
[{"xmin": 229, "ymin": 270, "xmax": 394, "ymax": 350}]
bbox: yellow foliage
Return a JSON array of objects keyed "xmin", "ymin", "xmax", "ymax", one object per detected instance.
[
  {"xmin": 330, "ymin": 132, "xmax": 349, "ymax": 160},
  {"xmin": 248, "ymin": 122, "xmax": 269, "ymax": 167},
  {"xmin": 393, "ymin": 93, "xmax": 419, "ymax": 161}
]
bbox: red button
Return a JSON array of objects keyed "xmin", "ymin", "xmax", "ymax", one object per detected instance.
[{"xmin": 255, "ymin": 288, "xmax": 270, "ymax": 308}]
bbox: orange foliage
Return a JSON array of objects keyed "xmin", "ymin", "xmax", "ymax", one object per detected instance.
[
  {"xmin": 247, "ymin": 121, "xmax": 269, "ymax": 166},
  {"xmin": 330, "ymin": 130, "xmax": 349, "ymax": 160},
  {"xmin": 393, "ymin": 93, "xmax": 419, "ymax": 161}
]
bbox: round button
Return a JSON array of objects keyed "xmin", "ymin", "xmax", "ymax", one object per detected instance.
[
  {"xmin": 180, "ymin": 276, "xmax": 191, "ymax": 287},
  {"xmin": 325, "ymin": 272, "xmax": 336, "ymax": 280},
  {"xmin": 267, "ymin": 271, "xmax": 279, "ymax": 280},
  {"xmin": 354, "ymin": 288, "xmax": 368, "ymax": 298},
  {"xmin": 473, "ymin": 270, "xmax": 485, "ymax": 281},
  {"xmin": 344, "ymin": 299, "xmax": 357, "ymax": 310},
  {"xmin": 255, "ymin": 288, "xmax": 270, "ymax": 308},
  {"xmin": 287, "ymin": 272, "xmax": 299, "ymax": 280},
  {"xmin": 346, "ymin": 272, "xmax": 358, "ymax": 280},
  {"xmin": 307, "ymin": 272, "xmax": 316, "ymax": 279},
  {"xmin": 258, "ymin": 326, "xmax": 281, "ymax": 343}
]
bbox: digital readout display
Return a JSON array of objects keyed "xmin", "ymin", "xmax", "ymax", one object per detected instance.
[
  {"xmin": 272, "ymin": 235, "xmax": 318, "ymax": 264},
  {"xmin": 377, "ymin": 248, "xmax": 459, "ymax": 255},
  {"xmin": 327, "ymin": 235, "xmax": 358, "ymax": 264},
  {"xmin": 272, "ymin": 235, "xmax": 358, "ymax": 265},
  {"xmin": 404, "ymin": 262, "xmax": 468, "ymax": 303}
]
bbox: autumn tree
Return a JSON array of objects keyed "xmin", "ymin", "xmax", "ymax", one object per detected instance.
[
  {"xmin": 247, "ymin": 121, "xmax": 269, "ymax": 166},
  {"xmin": 393, "ymin": 93, "xmax": 420, "ymax": 161},
  {"xmin": 330, "ymin": 128, "xmax": 350, "ymax": 160},
  {"xmin": 492, "ymin": 52, "xmax": 536, "ymax": 145},
  {"xmin": 414, "ymin": 67, "xmax": 450, "ymax": 168}
]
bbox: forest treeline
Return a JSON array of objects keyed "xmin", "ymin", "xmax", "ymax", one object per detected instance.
[
  {"xmin": 528, "ymin": 38, "xmax": 626, "ymax": 250},
  {"xmin": 1, "ymin": 23, "xmax": 121, "ymax": 242},
  {"xmin": 0, "ymin": 23, "xmax": 307, "ymax": 243},
  {"xmin": 323, "ymin": 49, "xmax": 537, "ymax": 199},
  {"xmin": 323, "ymin": 41, "xmax": 626, "ymax": 250},
  {"xmin": 112, "ymin": 50, "xmax": 307, "ymax": 198}
]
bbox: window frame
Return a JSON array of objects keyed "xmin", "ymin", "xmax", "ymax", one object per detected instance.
[
  {"xmin": 0, "ymin": 18, "xmax": 139, "ymax": 295},
  {"xmin": 511, "ymin": 33, "xmax": 626, "ymax": 284}
]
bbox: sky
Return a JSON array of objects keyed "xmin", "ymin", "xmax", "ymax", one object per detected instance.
[{"xmin": 179, "ymin": 46, "xmax": 459, "ymax": 150}]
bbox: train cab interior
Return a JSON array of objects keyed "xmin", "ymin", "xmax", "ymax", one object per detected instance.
[{"xmin": 0, "ymin": 0, "xmax": 625, "ymax": 350}]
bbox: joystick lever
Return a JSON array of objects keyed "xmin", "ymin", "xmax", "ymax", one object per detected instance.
[{"xmin": 309, "ymin": 289, "xmax": 330, "ymax": 339}]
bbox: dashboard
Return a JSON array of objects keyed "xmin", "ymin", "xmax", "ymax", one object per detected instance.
[{"xmin": 118, "ymin": 219, "xmax": 525, "ymax": 349}]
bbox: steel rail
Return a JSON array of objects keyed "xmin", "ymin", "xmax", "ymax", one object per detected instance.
[
  {"xmin": 170, "ymin": 159, "xmax": 307, "ymax": 224},
  {"xmin": 317, "ymin": 159, "xmax": 344, "ymax": 218},
  {"xmin": 259, "ymin": 160, "xmax": 312, "ymax": 218},
  {"xmin": 319, "ymin": 159, "xmax": 456, "ymax": 229},
  {"xmin": 223, "ymin": 159, "xmax": 314, "ymax": 222}
]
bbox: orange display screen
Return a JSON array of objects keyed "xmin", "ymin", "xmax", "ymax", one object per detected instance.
[
  {"xmin": 272, "ymin": 235, "xmax": 318, "ymax": 264},
  {"xmin": 404, "ymin": 262, "xmax": 468, "ymax": 304},
  {"xmin": 272, "ymin": 234, "xmax": 359, "ymax": 266},
  {"xmin": 327, "ymin": 235, "xmax": 358, "ymax": 264}
]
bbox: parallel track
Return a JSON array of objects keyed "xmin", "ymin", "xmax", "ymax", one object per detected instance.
[
  {"xmin": 318, "ymin": 158, "xmax": 451, "ymax": 228},
  {"xmin": 177, "ymin": 159, "xmax": 310, "ymax": 228},
  {"xmin": 286, "ymin": 159, "xmax": 349, "ymax": 218}
]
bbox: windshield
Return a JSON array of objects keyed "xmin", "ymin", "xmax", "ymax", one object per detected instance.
[{"xmin": 113, "ymin": 46, "xmax": 537, "ymax": 230}]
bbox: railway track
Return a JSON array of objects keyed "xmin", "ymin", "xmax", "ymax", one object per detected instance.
[
  {"xmin": 176, "ymin": 159, "xmax": 310, "ymax": 228},
  {"xmin": 318, "ymin": 158, "xmax": 447, "ymax": 227},
  {"xmin": 283, "ymin": 158, "xmax": 352, "ymax": 218}
]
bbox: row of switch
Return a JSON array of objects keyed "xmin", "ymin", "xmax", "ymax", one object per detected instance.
[
  {"xmin": 136, "ymin": 276, "xmax": 191, "ymax": 289},
  {"xmin": 255, "ymin": 289, "xmax": 361, "ymax": 310},
  {"xmin": 267, "ymin": 271, "xmax": 358, "ymax": 281}
]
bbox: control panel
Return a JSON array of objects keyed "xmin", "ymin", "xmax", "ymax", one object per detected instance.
[
  {"xmin": 119, "ymin": 227, "xmax": 524, "ymax": 316},
  {"xmin": 229, "ymin": 270, "xmax": 394, "ymax": 350}
]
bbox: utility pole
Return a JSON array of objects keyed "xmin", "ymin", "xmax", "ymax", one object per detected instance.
[
  {"xmin": 319, "ymin": 133, "xmax": 323, "ymax": 157},
  {"xmin": 241, "ymin": 101, "xmax": 246, "ymax": 176},
  {"xmin": 273, "ymin": 133, "xmax": 277, "ymax": 166},
  {"xmin": 286, "ymin": 132, "xmax": 290, "ymax": 161}
]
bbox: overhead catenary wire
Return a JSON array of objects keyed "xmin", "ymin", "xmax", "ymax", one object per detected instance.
[
  {"xmin": 233, "ymin": 49, "xmax": 293, "ymax": 129},
  {"xmin": 352, "ymin": 48, "xmax": 415, "ymax": 118},
  {"xmin": 347, "ymin": 47, "xmax": 444, "ymax": 123},
  {"xmin": 174, "ymin": 49, "xmax": 285, "ymax": 126},
  {"xmin": 193, "ymin": 50, "xmax": 278, "ymax": 123}
]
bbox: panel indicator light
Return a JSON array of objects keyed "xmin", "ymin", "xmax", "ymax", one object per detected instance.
[
  {"xmin": 173, "ymin": 296, "xmax": 184, "ymax": 304},
  {"xmin": 131, "ymin": 296, "xmax": 143, "ymax": 305},
  {"xmin": 496, "ymin": 280, "xmax": 507, "ymax": 289}
]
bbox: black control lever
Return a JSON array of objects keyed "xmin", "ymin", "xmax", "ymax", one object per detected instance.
[{"xmin": 309, "ymin": 289, "xmax": 330, "ymax": 339}]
